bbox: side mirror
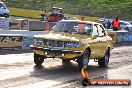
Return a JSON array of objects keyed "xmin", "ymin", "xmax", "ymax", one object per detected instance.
[{"xmin": 92, "ymin": 35, "xmax": 97, "ymax": 39}]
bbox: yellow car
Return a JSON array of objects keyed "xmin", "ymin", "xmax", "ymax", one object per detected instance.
[{"xmin": 30, "ymin": 20, "xmax": 113, "ymax": 69}]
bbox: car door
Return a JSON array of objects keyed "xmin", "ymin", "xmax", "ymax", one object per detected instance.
[
  {"xmin": 96, "ymin": 24, "xmax": 108, "ymax": 57},
  {"xmin": 76, "ymin": 22, "xmax": 97, "ymax": 58},
  {"xmin": 90, "ymin": 24, "xmax": 102, "ymax": 58}
]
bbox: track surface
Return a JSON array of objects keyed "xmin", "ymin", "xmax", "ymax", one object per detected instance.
[{"xmin": 0, "ymin": 46, "xmax": 132, "ymax": 88}]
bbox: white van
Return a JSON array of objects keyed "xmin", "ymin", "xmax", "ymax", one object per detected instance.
[{"xmin": 0, "ymin": 2, "xmax": 9, "ymax": 18}]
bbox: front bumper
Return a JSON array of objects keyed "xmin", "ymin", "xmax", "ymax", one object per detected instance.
[
  {"xmin": 0, "ymin": 13, "xmax": 9, "ymax": 17},
  {"xmin": 30, "ymin": 45, "xmax": 82, "ymax": 54}
]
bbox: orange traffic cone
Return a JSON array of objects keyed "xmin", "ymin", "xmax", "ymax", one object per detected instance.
[
  {"xmin": 81, "ymin": 67, "xmax": 89, "ymax": 78},
  {"xmin": 81, "ymin": 67, "xmax": 91, "ymax": 86}
]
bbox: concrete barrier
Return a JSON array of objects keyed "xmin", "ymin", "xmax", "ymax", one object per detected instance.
[
  {"xmin": 22, "ymin": 36, "xmax": 34, "ymax": 49},
  {"xmin": 108, "ymin": 31, "xmax": 117, "ymax": 44},
  {"xmin": 0, "ymin": 30, "xmax": 47, "ymax": 36},
  {"xmin": 116, "ymin": 32, "xmax": 132, "ymax": 44},
  {"xmin": 0, "ymin": 34, "xmax": 23, "ymax": 49},
  {"xmin": 29, "ymin": 21, "xmax": 45, "ymax": 31},
  {"xmin": 0, "ymin": 17, "xmax": 9, "ymax": 30},
  {"xmin": 16, "ymin": 31, "xmax": 132, "ymax": 49},
  {"xmin": 22, "ymin": 36, "xmax": 43, "ymax": 49},
  {"xmin": 10, "ymin": 19, "xmax": 56, "ymax": 31},
  {"xmin": 29, "ymin": 21, "xmax": 57, "ymax": 31},
  {"xmin": 10, "ymin": 20, "xmax": 20, "ymax": 29},
  {"xmin": 10, "ymin": 19, "xmax": 29, "ymax": 30},
  {"xmin": 0, "ymin": 30, "xmax": 132, "ymax": 50}
]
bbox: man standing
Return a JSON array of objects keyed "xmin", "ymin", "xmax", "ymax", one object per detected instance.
[
  {"xmin": 112, "ymin": 17, "xmax": 120, "ymax": 31},
  {"xmin": 107, "ymin": 20, "xmax": 111, "ymax": 29}
]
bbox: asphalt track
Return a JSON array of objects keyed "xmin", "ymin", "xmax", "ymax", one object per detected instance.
[{"xmin": 0, "ymin": 46, "xmax": 132, "ymax": 88}]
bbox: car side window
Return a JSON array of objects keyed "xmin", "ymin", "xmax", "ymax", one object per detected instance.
[
  {"xmin": 85, "ymin": 24, "xmax": 92, "ymax": 35},
  {"xmin": 92, "ymin": 24, "xmax": 98, "ymax": 36},
  {"xmin": 78, "ymin": 23, "xmax": 85, "ymax": 30},
  {"xmin": 100, "ymin": 25, "xmax": 107, "ymax": 36},
  {"xmin": 96, "ymin": 25, "xmax": 104, "ymax": 37},
  {"xmin": 77, "ymin": 23, "xmax": 92, "ymax": 36}
]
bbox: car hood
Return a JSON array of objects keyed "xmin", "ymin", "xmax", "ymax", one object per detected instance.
[
  {"xmin": 126, "ymin": 25, "xmax": 132, "ymax": 27},
  {"xmin": 0, "ymin": 8, "xmax": 9, "ymax": 14},
  {"xmin": 34, "ymin": 33, "xmax": 80, "ymax": 42}
]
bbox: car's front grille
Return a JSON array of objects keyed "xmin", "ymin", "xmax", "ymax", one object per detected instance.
[{"xmin": 43, "ymin": 40, "xmax": 65, "ymax": 48}]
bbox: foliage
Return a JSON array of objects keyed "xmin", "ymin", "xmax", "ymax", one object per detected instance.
[{"xmin": 3, "ymin": 0, "xmax": 132, "ymax": 20}]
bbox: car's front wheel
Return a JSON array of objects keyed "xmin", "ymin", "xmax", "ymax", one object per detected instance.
[
  {"xmin": 98, "ymin": 49, "xmax": 110, "ymax": 67},
  {"xmin": 77, "ymin": 49, "xmax": 90, "ymax": 69},
  {"xmin": 34, "ymin": 53, "xmax": 45, "ymax": 66}
]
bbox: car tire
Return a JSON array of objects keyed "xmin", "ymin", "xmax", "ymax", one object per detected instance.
[
  {"xmin": 4, "ymin": 15, "xmax": 8, "ymax": 18},
  {"xmin": 4, "ymin": 13, "xmax": 9, "ymax": 18},
  {"xmin": 82, "ymin": 78, "xmax": 88, "ymax": 86},
  {"xmin": 126, "ymin": 27, "xmax": 129, "ymax": 32},
  {"xmin": 98, "ymin": 49, "xmax": 110, "ymax": 67},
  {"xmin": 62, "ymin": 59, "xmax": 71, "ymax": 65},
  {"xmin": 77, "ymin": 49, "xmax": 90, "ymax": 69},
  {"xmin": 34, "ymin": 53, "xmax": 44, "ymax": 66}
]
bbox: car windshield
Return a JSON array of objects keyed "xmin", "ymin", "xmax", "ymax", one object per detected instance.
[
  {"xmin": 0, "ymin": 3, "xmax": 6, "ymax": 9},
  {"xmin": 120, "ymin": 21, "xmax": 131, "ymax": 25},
  {"xmin": 125, "ymin": 22, "xmax": 131, "ymax": 25},
  {"xmin": 53, "ymin": 22, "xmax": 78, "ymax": 32},
  {"xmin": 52, "ymin": 21, "xmax": 92, "ymax": 34}
]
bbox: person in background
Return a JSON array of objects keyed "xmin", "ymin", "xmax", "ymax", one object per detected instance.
[
  {"xmin": 102, "ymin": 20, "xmax": 107, "ymax": 28},
  {"xmin": 112, "ymin": 17, "xmax": 120, "ymax": 31},
  {"xmin": 81, "ymin": 16, "xmax": 85, "ymax": 21},
  {"xmin": 39, "ymin": 14, "xmax": 47, "ymax": 21},
  {"xmin": 107, "ymin": 20, "xmax": 111, "ymax": 29}
]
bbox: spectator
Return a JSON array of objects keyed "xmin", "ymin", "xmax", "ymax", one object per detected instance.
[
  {"xmin": 112, "ymin": 17, "xmax": 120, "ymax": 31},
  {"xmin": 81, "ymin": 16, "xmax": 85, "ymax": 21},
  {"xmin": 107, "ymin": 20, "xmax": 111, "ymax": 29},
  {"xmin": 102, "ymin": 20, "xmax": 107, "ymax": 28},
  {"xmin": 39, "ymin": 14, "xmax": 47, "ymax": 21}
]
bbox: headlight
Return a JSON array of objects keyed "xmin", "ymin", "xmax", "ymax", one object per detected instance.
[
  {"xmin": 65, "ymin": 41, "xmax": 80, "ymax": 48},
  {"xmin": 33, "ymin": 38, "xmax": 44, "ymax": 45}
]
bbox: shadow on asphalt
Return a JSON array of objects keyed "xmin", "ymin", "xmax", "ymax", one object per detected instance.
[
  {"xmin": 0, "ymin": 49, "xmax": 33, "ymax": 55},
  {"xmin": 114, "ymin": 43, "xmax": 132, "ymax": 47},
  {"xmin": 30, "ymin": 62, "xmax": 108, "ymax": 81},
  {"xmin": 0, "ymin": 44, "xmax": 132, "ymax": 55}
]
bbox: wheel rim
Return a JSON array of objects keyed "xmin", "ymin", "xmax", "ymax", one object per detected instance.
[
  {"xmin": 105, "ymin": 51, "xmax": 110, "ymax": 65},
  {"xmin": 83, "ymin": 50, "xmax": 89, "ymax": 67}
]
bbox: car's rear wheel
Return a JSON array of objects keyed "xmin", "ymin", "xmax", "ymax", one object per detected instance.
[
  {"xmin": 126, "ymin": 27, "xmax": 130, "ymax": 32},
  {"xmin": 77, "ymin": 49, "xmax": 90, "ymax": 69},
  {"xmin": 34, "ymin": 53, "xmax": 44, "ymax": 66},
  {"xmin": 98, "ymin": 49, "xmax": 110, "ymax": 67}
]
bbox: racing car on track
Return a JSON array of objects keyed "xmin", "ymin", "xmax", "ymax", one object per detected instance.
[{"xmin": 30, "ymin": 20, "xmax": 113, "ymax": 69}]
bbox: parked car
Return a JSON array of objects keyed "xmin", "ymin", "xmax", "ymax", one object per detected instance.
[
  {"xmin": 0, "ymin": 2, "xmax": 9, "ymax": 18},
  {"xmin": 120, "ymin": 21, "xmax": 132, "ymax": 32},
  {"xmin": 30, "ymin": 20, "xmax": 113, "ymax": 69}
]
